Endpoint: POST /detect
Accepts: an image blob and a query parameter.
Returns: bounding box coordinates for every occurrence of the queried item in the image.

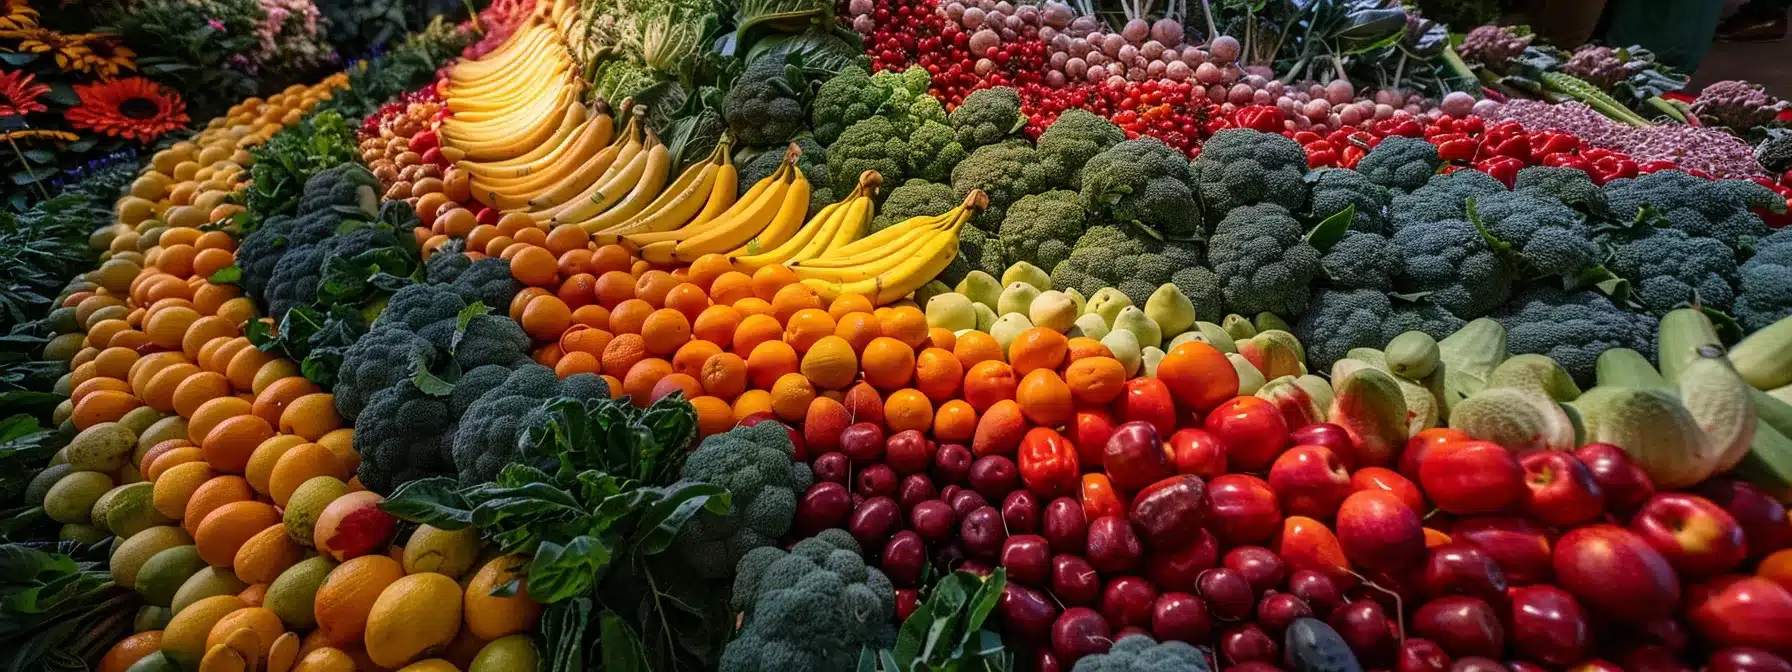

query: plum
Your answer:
[795,481,852,536]
[1086,516,1143,573]
[911,500,958,543]
[849,496,903,550]
[1051,554,1103,606]
[1043,497,1088,555]
[961,505,1007,558]
[1002,490,1042,534]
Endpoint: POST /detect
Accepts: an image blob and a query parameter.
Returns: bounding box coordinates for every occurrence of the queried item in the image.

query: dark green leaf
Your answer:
[632,483,729,554]
[380,477,473,529]
[208,264,242,285]
[413,365,454,397]
[529,535,612,602]
[598,609,647,672]
[1304,204,1356,252]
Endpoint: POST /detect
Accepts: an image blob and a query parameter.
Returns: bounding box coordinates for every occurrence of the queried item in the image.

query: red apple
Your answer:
[1328,598,1399,665]
[1101,576,1157,630]
[1276,515,1351,580]
[1629,493,1747,578]
[840,422,886,462]
[1419,440,1525,515]
[1507,584,1589,666]
[1001,534,1053,586]
[1288,569,1346,618]
[1573,442,1654,517]
[1268,444,1352,519]
[1351,466,1425,514]
[1397,638,1452,672]
[1690,576,1792,657]
[1204,396,1290,472]
[1422,542,1507,605]
[1401,428,1472,481]
[1220,623,1278,664]
[885,430,936,474]
[1450,658,1513,672]
[1127,475,1207,549]
[1552,524,1681,622]
[1622,644,1691,672]
[1708,647,1792,672]
[1450,516,1554,585]
[1051,607,1112,663]
[1167,428,1227,479]
[1143,529,1217,593]
[1086,516,1143,573]
[1197,567,1255,621]
[1697,478,1792,560]
[1114,377,1177,437]
[1207,474,1283,546]
[1254,592,1311,637]
[1150,592,1210,643]
[1519,451,1605,528]
[1070,409,1117,467]
[1336,490,1426,573]
[1050,554,1102,606]
[1042,497,1088,555]
[1224,546,1287,595]
[1291,422,1358,469]
[1101,421,1173,492]
[1413,596,1504,659]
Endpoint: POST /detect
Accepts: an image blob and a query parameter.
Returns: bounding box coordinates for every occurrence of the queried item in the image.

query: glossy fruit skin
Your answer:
[1335,489,1427,573]
[1101,421,1173,492]
[1207,474,1283,546]
[1268,444,1353,519]
[1396,638,1452,672]
[1698,479,1792,560]
[1451,516,1554,586]
[1574,442,1655,516]
[1519,451,1605,528]
[1167,427,1227,479]
[1419,440,1525,515]
[1291,423,1356,469]
[1707,646,1792,672]
[1127,475,1207,550]
[1351,466,1425,514]
[1629,493,1748,578]
[1507,584,1590,666]
[1412,596,1504,659]
[1422,542,1508,606]
[1552,524,1682,623]
[1204,396,1289,472]
[1690,576,1792,657]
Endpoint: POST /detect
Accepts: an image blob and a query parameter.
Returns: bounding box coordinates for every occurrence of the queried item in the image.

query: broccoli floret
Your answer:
[1306,168,1392,235]
[449,256,523,310]
[723,53,806,148]
[951,142,1066,226]
[1389,218,1515,320]
[424,238,472,284]
[872,66,945,131]
[1050,225,1213,308]
[1607,226,1738,316]
[417,312,532,370]
[1080,138,1202,241]
[941,223,1008,287]
[905,120,968,184]
[949,87,1025,151]
[872,180,958,231]
[352,379,454,494]
[721,532,896,672]
[1295,288,1465,372]
[1206,204,1322,319]
[1035,109,1127,190]
[373,282,467,333]
[297,163,381,217]
[1355,135,1441,192]
[810,66,890,146]
[1493,285,1658,386]
[1736,229,1792,332]
[1191,129,1309,225]
[998,190,1087,271]
[1071,635,1210,672]
[1390,169,1510,231]
[1468,192,1601,280]
[674,422,814,580]
[739,138,836,219]
[1514,166,1609,218]
[1604,170,1780,250]
[1322,231,1401,291]
[264,243,325,321]
[451,365,610,484]
[333,326,436,421]
[236,210,339,303]
[827,116,910,197]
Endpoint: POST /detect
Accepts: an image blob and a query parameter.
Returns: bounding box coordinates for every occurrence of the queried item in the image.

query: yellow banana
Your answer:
[447,29,563,83]
[526,115,643,215]
[799,193,871,262]
[458,103,612,175]
[591,142,728,242]
[799,211,959,268]
[560,140,670,227]
[440,82,576,139]
[624,158,768,248]
[631,162,787,258]
[802,215,969,305]
[820,174,879,252]
[731,201,844,274]
[462,109,606,187]
[691,157,739,228]
[546,135,657,223]
[443,50,570,102]
[678,158,808,262]
[447,93,583,161]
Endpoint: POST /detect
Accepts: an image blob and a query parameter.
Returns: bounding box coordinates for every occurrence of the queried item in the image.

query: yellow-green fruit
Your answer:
[88,226,119,252]
[105,482,171,538]
[116,407,165,437]
[170,566,248,614]
[46,307,79,334]
[66,422,137,472]
[122,651,177,672]
[470,635,540,672]
[25,464,72,506]
[160,594,246,669]
[109,525,191,589]
[59,522,108,544]
[84,304,130,330]
[92,258,142,294]
[53,373,73,396]
[134,605,172,632]
[283,476,348,546]
[266,555,337,629]
[402,525,483,578]
[134,416,188,465]
[89,483,129,529]
[43,333,84,361]
[52,400,73,426]
[45,470,114,523]
[135,544,206,607]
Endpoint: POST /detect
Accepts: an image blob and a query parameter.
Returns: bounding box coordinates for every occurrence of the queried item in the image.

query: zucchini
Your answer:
[1658,308,1722,384]
[1596,347,1668,390]
[1729,315,1792,391]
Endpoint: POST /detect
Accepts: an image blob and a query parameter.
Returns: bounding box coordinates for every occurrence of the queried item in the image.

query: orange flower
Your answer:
[65,77,188,143]
[2,27,91,72]
[72,33,135,78]
[0,67,47,118]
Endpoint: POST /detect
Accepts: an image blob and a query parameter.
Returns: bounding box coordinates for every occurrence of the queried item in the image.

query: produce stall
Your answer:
[4,0,1792,670]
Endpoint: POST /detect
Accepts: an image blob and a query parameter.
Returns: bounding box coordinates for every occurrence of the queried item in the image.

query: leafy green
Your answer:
[0,541,137,672]
[245,111,362,227]
[859,569,1013,672]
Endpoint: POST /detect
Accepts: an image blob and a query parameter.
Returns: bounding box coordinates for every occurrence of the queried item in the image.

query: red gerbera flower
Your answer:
[64,77,188,143]
[0,68,48,118]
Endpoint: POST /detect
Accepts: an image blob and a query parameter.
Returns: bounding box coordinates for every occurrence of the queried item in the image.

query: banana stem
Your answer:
[855,170,884,198]
[783,142,803,166]
[961,189,989,212]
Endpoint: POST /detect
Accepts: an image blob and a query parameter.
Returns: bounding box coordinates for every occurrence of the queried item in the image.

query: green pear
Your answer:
[1194,321,1237,353]
[914,281,952,309]
[1228,353,1267,395]
[1001,262,1052,291]
[1141,346,1166,377]
[1223,314,1257,340]
[1064,287,1086,315]
[997,282,1041,317]
[926,293,978,331]
[1144,284,1196,337]
[1069,313,1110,340]
[1112,306,1163,349]
[1086,288,1132,325]
[1102,329,1143,376]
[973,303,998,331]
[990,313,1034,356]
[1029,291,1078,332]
[1254,312,1293,333]
[955,271,1002,309]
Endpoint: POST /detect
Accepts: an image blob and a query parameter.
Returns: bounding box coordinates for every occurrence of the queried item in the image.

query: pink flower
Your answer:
[207,19,226,31]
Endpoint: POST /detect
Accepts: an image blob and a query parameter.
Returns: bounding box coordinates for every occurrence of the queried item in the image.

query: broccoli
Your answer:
[1305,168,1392,235]
[739,137,836,219]
[1322,231,1401,292]
[1389,169,1509,231]
[721,530,897,672]
[236,209,340,303]
[351,364,511,494]
[904,120,968,184]
[872,179,958,231]
[1050,225,1217,308]
[1389,217,1515,320]
[424,238,472,284]
[1190,129,1309,225]
[1354,135,1442,192]
[1514,166,1609,219]
[1080,138,1203,241]
[821,69,963,196]
[950,142,1066,226]
[1206,204,1322,318]
[1071,635,1210,672]
[940,223,1008,287]
[451,365,611,484]
[1736,229,1792,332]
[998,190,1087,271]
[872,66,946,131]
[948,87,1026,151]
[1493,285,1658,386]
[810,66,890,146]
[333,326,437,421]
[1758,130,1792,174]
[1467,192,1601,281]
[1603,171,1780,250]
[827,116,911,197]
[372,282,468,333]
[419,312,533,370]
[1295,288,1465,372]
[673,421,814,580]
[264,225,397,321]
[1035,109,1127,190]
[723,53,806,149]
[1606,226,1738,316]
[296,163,381,217]
[448,256,523,310]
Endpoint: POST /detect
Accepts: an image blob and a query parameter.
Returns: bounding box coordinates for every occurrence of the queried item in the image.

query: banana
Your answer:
[443,50,571,103]
[527,114,643,215]
[447,28,563,81]
[591,142,729,242]
[816,205,958,261]
[447,91,584,162]
[801,211,972,305]
[671,148,808,263]
[791,191,986,282]
[794,216,957,269]
[561,139,671,228]
[462,106,607,184]
[799,192,872,261]
[467,114,620,208]
[633,163,789,261]
[691,155,739,228]
[440,82,576,139]
[546,133,658,223]
[623,158,769,248]
[819,177,877,253]
[730,171,880,273]
[455,104,607,177]
[714,170,810,259]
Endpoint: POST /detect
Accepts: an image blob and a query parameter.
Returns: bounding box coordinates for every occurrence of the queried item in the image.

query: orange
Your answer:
[138,438,189,474]
[316,429,356,470]
[72,390,142,430]
[71,377,132,407]
[827,294,874,320]
[513,227,548,249]
[188,397,252,444]
[933,400,978,443]
[690,396,734,437]
[1016,369,1074,427]
[640,309,691,355]
[463,556,542,640]
[682,254,730,292]
[570,304,610,331]
[268,443,348,507]
[193,283,243,317]
[507,287,550,323]
[691,305,741,346]
[205,607,284,659]
[633,270,678,308]
[146,446,203,482]
[158,244,198,278]
[152,460,216,519]
[588,245,634,276]
[183,475,254,535]
[508,246,558,287]
[545,225,589,256]
[671,340,723,379]
[1760,549,1792,593]
[314,554,406,645]
[750,265,796,302]
[769,373,815,422]
[962,360,1018,413]
[621,358,674,407]
[878,306,929,349]
[954,331,1005,370]
[833,312,882,353]
[520,295,572,342]
[180,316,237,360]
[709,271,754,305]
[746,341,800,390]
[292,645,356,672]
[650,373,702,402]
[1065,357,1127,406]
[280,393,341,441]
[215,297,257,327]
[225,346,275,392]
[859,337,916,391]
[927,327,956,351]
[884,389,934,433]
[235,522,303,583]
[734,297,774,318]
[914,348,965,402]
[557,273,597,309]
[252,377,320,426]
[800,336,858,391]
[203,414,276,472]
[598,269,643,309]
[554,351,600,378]
[97,630,162,672]
[607,298,653,335]
[172,371,232,418]
[732,314,784,356]
[245,434,307,497]
[770,284,822,324]
[482,235,514,257]
[496,212,535,236]
[732,389,773,421]
[1008,328,1069,376]
[195,230,236,252]
[698,352,748,399]
[363,573,464,669]
[663,283,710,322]
[560,325,613,357]
[145,306,201,349]
[192,248,234,279]
[194,500,281,567]
[87,320,130,351]
[783,308,836,353]
[93,347,140,381]
[557,249,594,280]
[1156,342,1239,413]
[142,362,202,412]
[1065,337,1114,363]
[600,334,647,379]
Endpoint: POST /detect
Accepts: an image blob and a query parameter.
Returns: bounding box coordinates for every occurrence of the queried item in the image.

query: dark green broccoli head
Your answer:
[948,86,1025,151]
[827,116,909,197]
[1295,288,1464,372]
[1514,166,1609,219]
[1493,285,1657,386]
[1070,635,1210,672]
[415,312,532,370]
[237,210,340,302]
[1306,168,1392,235]
[740,137,835,219]
[1322,230,1401,292]
[905,120,968,184]
[723,53,807,149]
[352,379,455,494]
[1191,129,1309,226]
[334,326,436,421]
[1035,109,1126,189]
[809,66,889,146]
[424,239,472,284]
[999,190,1087,272]
[265,243,325,321]
[1758,131,1792,173]
[951,142,1066,227]
[1606,226,1738,316]
[1604,171,1780,251]
[1080,137,1202,241]
[1737,229,1792,332]
[872,179,957,231]
[1390,169,1510,231]
[373,283,467,333]
[1206,204,1322,319]
[1468,192,1601,281]
[674,421,813,580]
[940,222,1008,287]
[451,365,611,484]
[1389,217,1515,320]
[298,163,381,217]
[722,530,895,672]
[449,256,523,310]
[1354,135,1442,192]
[1050,225,1210,307]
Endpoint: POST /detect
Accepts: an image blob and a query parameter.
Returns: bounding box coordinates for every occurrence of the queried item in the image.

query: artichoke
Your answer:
[1458,25,1533,72]
[1691,80,1789,131]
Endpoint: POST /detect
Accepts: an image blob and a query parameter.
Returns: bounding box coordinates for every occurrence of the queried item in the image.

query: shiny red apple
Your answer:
[1268,444,1352,519]
[1422,542,1507,605]
[1204,396,1290,473]
[1519,451,1605,528]
[1350,466,1425,514]
[1101,421,1173,492]
[1573,442,1654,517]
[1507,584,1589,666]
[1697,478,1792,560]
[1690,576,1792,657]
[1450,516,1554,585]
[1413,596,1504,659]
[1290,422,1357,469]
[1335,490,1426,573]
[1552,524,1681,623]
[1207,474,1283,546]
[1276,515,1351,580]
[1419,440,1525,515]
[1629,493,1747,578]
[1167,427,1227,479]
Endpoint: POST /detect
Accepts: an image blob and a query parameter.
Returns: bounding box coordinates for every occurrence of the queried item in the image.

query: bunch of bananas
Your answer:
[791,190,988,304]
[436,3,582,164]
[590,139,737,243]
[730,171,882,274]
[628,145,813,265]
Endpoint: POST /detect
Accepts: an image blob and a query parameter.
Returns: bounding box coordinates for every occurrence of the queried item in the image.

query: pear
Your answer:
[997,282,1041,317]
[1112,306,1163,350]
[914,281,952,309]
[1223,314,1257,340]
[1144,284,1196,337]
[1063,287,1086,315]
[1193,321,1237,353]
[1141,346,1166,378]
[1029,291,1078,332]
[1254,311,1293,333]
[1102,329,1143,376]
[1086,288,1132,326]
[926,293,978,332]
[973,303,998,331]
[1069,313,1110,340]
[1001,262,1052,291]
[1228,353,1267,395]
[990,313,1034,356]
[956,271,1002,309]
